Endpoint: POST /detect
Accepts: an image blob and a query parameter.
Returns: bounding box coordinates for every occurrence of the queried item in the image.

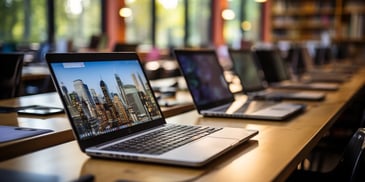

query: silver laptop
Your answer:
[228,49,325,101]
[254,48,339,91]
[174,49,306,121]
[46,52,258,167]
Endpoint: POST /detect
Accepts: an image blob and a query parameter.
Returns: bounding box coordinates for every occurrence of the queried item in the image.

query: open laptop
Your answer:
[46,52,259,167]
[300,46,353,82]
[254,48,339,91]
[174,49,306,121]
[228,49,325,101]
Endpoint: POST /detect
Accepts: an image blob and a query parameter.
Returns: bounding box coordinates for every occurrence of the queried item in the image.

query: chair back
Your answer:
[335,128,365,182]
[0,53,24,99]
[112,43,138,52]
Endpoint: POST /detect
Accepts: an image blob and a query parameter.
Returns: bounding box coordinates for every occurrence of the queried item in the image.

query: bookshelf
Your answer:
[271,0,365,44]
[337,0,365,42]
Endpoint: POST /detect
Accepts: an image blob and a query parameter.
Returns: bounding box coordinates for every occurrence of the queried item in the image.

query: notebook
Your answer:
[0,125,53,143]
[46,52,258,167]
[174,49,306,121]
[228,49,325,101]
[254,49,339,91]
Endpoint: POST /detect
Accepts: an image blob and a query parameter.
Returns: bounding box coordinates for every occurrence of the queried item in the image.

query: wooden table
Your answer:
[0,92,72,161]
[0,103,351,182]
[0,68,364,181]
[0,92,194,161]
[21,64,50,81]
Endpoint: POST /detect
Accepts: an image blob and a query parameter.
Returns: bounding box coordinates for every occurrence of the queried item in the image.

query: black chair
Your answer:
[306,86,365,172]
[88,34,101,50]
[33,42,51,63]
[112,43,138,52]
[287,128,365,182]
[1,42,16,53]
[0,53,24,99]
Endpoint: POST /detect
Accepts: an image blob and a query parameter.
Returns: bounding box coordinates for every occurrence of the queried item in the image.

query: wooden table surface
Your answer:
[0,91,194,161]
[0,67,364,181]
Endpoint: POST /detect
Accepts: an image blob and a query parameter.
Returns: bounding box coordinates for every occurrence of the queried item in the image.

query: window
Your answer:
[0,0,47,44]
[55,0,101,48]
[187,0,212,47]
[224,0,262,47]
[124,0,152,45]
[124,0,212,48]
[156,0,184,48]
[2,1,257,51]
[241,1,261,41]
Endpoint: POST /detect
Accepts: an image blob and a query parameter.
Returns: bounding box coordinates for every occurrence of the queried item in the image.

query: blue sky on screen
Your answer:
[51,60,146,95]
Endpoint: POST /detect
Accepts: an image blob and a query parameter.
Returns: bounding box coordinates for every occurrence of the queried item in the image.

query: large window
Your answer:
[224,0,262,47]
[55,0,102,48]
[0,0,47,44]
[123,0,212,49]
[1,0,264,52]
[0,0,101,51]
[187,0,211,47]
[124,0,152,45]
[156,0,184,48]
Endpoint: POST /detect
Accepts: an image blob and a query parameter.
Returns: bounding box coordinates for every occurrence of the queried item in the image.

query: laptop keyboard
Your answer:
[103,124,222,155]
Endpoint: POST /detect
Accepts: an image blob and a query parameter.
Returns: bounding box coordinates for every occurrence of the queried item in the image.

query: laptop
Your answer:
[174,49,306,121]
[228,49,325,101]
[300,46,353,82]
[254,48,339,91]
[46,52,258,167]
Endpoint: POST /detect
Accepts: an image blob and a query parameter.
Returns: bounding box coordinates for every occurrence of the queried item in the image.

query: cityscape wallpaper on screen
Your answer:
[51,60,162,140]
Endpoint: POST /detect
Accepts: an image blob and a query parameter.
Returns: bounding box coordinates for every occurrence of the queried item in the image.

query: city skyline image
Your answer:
[50,60,162,140]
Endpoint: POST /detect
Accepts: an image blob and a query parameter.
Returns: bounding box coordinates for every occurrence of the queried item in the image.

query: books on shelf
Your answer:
[271,0,365,42]
[349,14,364,39]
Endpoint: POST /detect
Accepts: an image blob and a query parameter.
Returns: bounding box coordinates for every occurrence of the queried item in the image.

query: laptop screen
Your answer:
[48,56,163,141]
[255,49,291,83]
[229,50,266,92]
[175,50,234,110]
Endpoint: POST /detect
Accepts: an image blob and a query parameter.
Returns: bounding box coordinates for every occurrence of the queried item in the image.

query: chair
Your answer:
[88,34,101,50]
[313,46,332,66]
[112,43,138,52]
[87,34,108,51]
[1,42,16,53]
[33,42,51,63]
[287,128,365,182]
[306,86,365,172]
[0,53,24,99]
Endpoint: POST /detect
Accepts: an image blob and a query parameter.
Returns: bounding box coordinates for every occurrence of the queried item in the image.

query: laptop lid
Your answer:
[287,46,307,76]
[0,53,24,99]
[228,49,267,92]
[46,53,165,151]
[174,49,235,113]
[254,49,291,83]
